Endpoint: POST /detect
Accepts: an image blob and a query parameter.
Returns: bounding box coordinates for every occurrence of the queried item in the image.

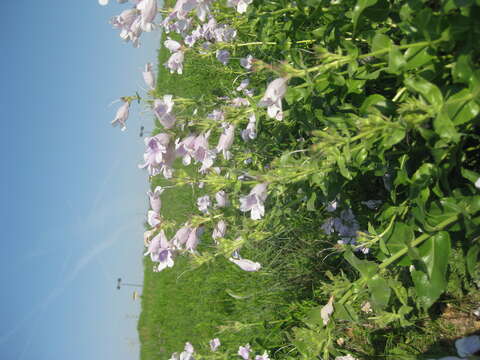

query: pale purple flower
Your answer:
[111,101,130,131]
[197,195,211,214]
[361,200,382,209]
[255,352,270,360]
[144,230,168,259]
[147,186,164,213]
[230,258,261,272]
[186,227,201,251]
[212,220,227,241]
[456,335,480,357]
[213,25,237,42]
[165,51,185,75]
[184,342,195,354]
[216,123,235,160]
[238,344,252,359]
[143,229,155,245]
[227,0,253,13]
[321,218,335,235]
[172,225,193,248]
[139,134,175,178]
[194,0,212,22]
[143,62,156,90]
[236,79,250,92]
[215,190,229,208]
[216,50,230,65]
[259,78,288,120]
[207,109,225,122]
[326,200,338,212]
[240,54,254,70]
[209,338,221,352]
[176,132,216,172]
[138,0,157,32]
[179,341,195,360]
[239,183,268,220]
[231,97,249,107]
[241,113,257,141]
[153,95,176,129]
[164,38,182,52]
[147,210,161,228]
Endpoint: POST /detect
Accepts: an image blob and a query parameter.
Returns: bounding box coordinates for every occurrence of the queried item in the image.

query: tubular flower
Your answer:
[197,195,211,214]
[138,0,157,32]
[227,0,253,13]
[238,344,252,359]
[147,210,161,228]
[214,190,229,208]
[165,51,185,75]
[239,183,268,220]
[240,54,254,70]
[172,225,193,248]
[209,338,221,352]
[143,62,156,90]
[216,50,230,65]
[111,101,130,131]
[216,123,235,160]
[259,78,288,120]
[185,227,202,251]
[153,95,176,129]
[139,134,175,178]
[212,220,227,241]
[164,38,182,52]
[147,186,164,213]
[241,113,257,142]
[230,258,261,272]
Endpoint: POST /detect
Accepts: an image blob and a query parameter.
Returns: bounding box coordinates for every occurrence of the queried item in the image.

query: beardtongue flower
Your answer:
[255,352,270,360]
[231,97,249,107]
[147,210,161,227]
[185,227,201,251]
[153,95,176,129]
[172,225,192,248]
[230,258,262,272]
[144,230,169,259]
[209,338,221,352]
[216,123,235,160]
[240,54,254,70]
[111,101,130,131]
[215,190,229,208]
[147,186,164,213]
[239,183,269,220]
[143,62,156,90]
[238,344,252,359]
[164,38,182,52]
[216,50,230,65]
[241,113,257,142]
[165,51,185,75]
[197,195,211,214]
[212,220,227,241]
[259,78,288,120]
[227,0,253,13]
[236,79,250,92]
[138,0,157,32]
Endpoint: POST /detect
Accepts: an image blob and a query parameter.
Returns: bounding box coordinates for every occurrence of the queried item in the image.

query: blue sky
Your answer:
[0,1,163,359]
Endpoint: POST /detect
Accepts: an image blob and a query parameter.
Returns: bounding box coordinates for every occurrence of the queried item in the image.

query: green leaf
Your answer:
[352,0,378,33]
[404,77,444,112]
[461,168,480,184]
[452,54,474,85]
[367,275,391,310]
[466,244,480,279]
[387,45,406,74]
[444,89,479,126]
[404,46,434,70]
[383,125,406,149]
[384,222,414,264]
[344,249,377,279]
[371,33,392,57]
[412,231,451,310]
[434,111,460,143]
[307,192,317,211]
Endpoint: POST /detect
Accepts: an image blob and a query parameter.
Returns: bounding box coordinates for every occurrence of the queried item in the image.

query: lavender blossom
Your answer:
[186,227,201,251]
[143,62,156,90]
[240,55,254,70]
[227,0,253,13]
[259,78,288,120]
[147,186,164,213]
[147,210,161,228]
[238,344,252,359]
[139,134,175,178]
[216,50,230,65]
[164,38,182,52]
[153,95,176,129]
[216,123,235,160]
[111,101,130,131]
[231,97,249,107]
[214,190,229,208]
[165,51,185,75]
[138,0,157,32]
[197,195,211,214]
[212,220,227,241]
[207,109,225,122]
[172,225,193,248]
[236,79,250,92]
[241,113,257,142]
[255,352,270,360]
[209,338,221,352]
[230,258,262,272]
[239,183,268,220]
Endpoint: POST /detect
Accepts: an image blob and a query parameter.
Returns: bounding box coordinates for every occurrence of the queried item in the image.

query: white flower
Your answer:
[143,62,156,90]
[239,183,268,220]
[111,101,130,131]
[475,177,480,189]
[165,51,185,75]
[164,38,182,52]
[320,296,334,325]
[212,220,227,241]
[209,338,221,352]
[197,195,211,214]
[241,113,257,142]
[240,54,254,70]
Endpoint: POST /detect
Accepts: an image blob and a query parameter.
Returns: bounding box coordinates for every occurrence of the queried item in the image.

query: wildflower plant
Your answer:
[101,0,480,358]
